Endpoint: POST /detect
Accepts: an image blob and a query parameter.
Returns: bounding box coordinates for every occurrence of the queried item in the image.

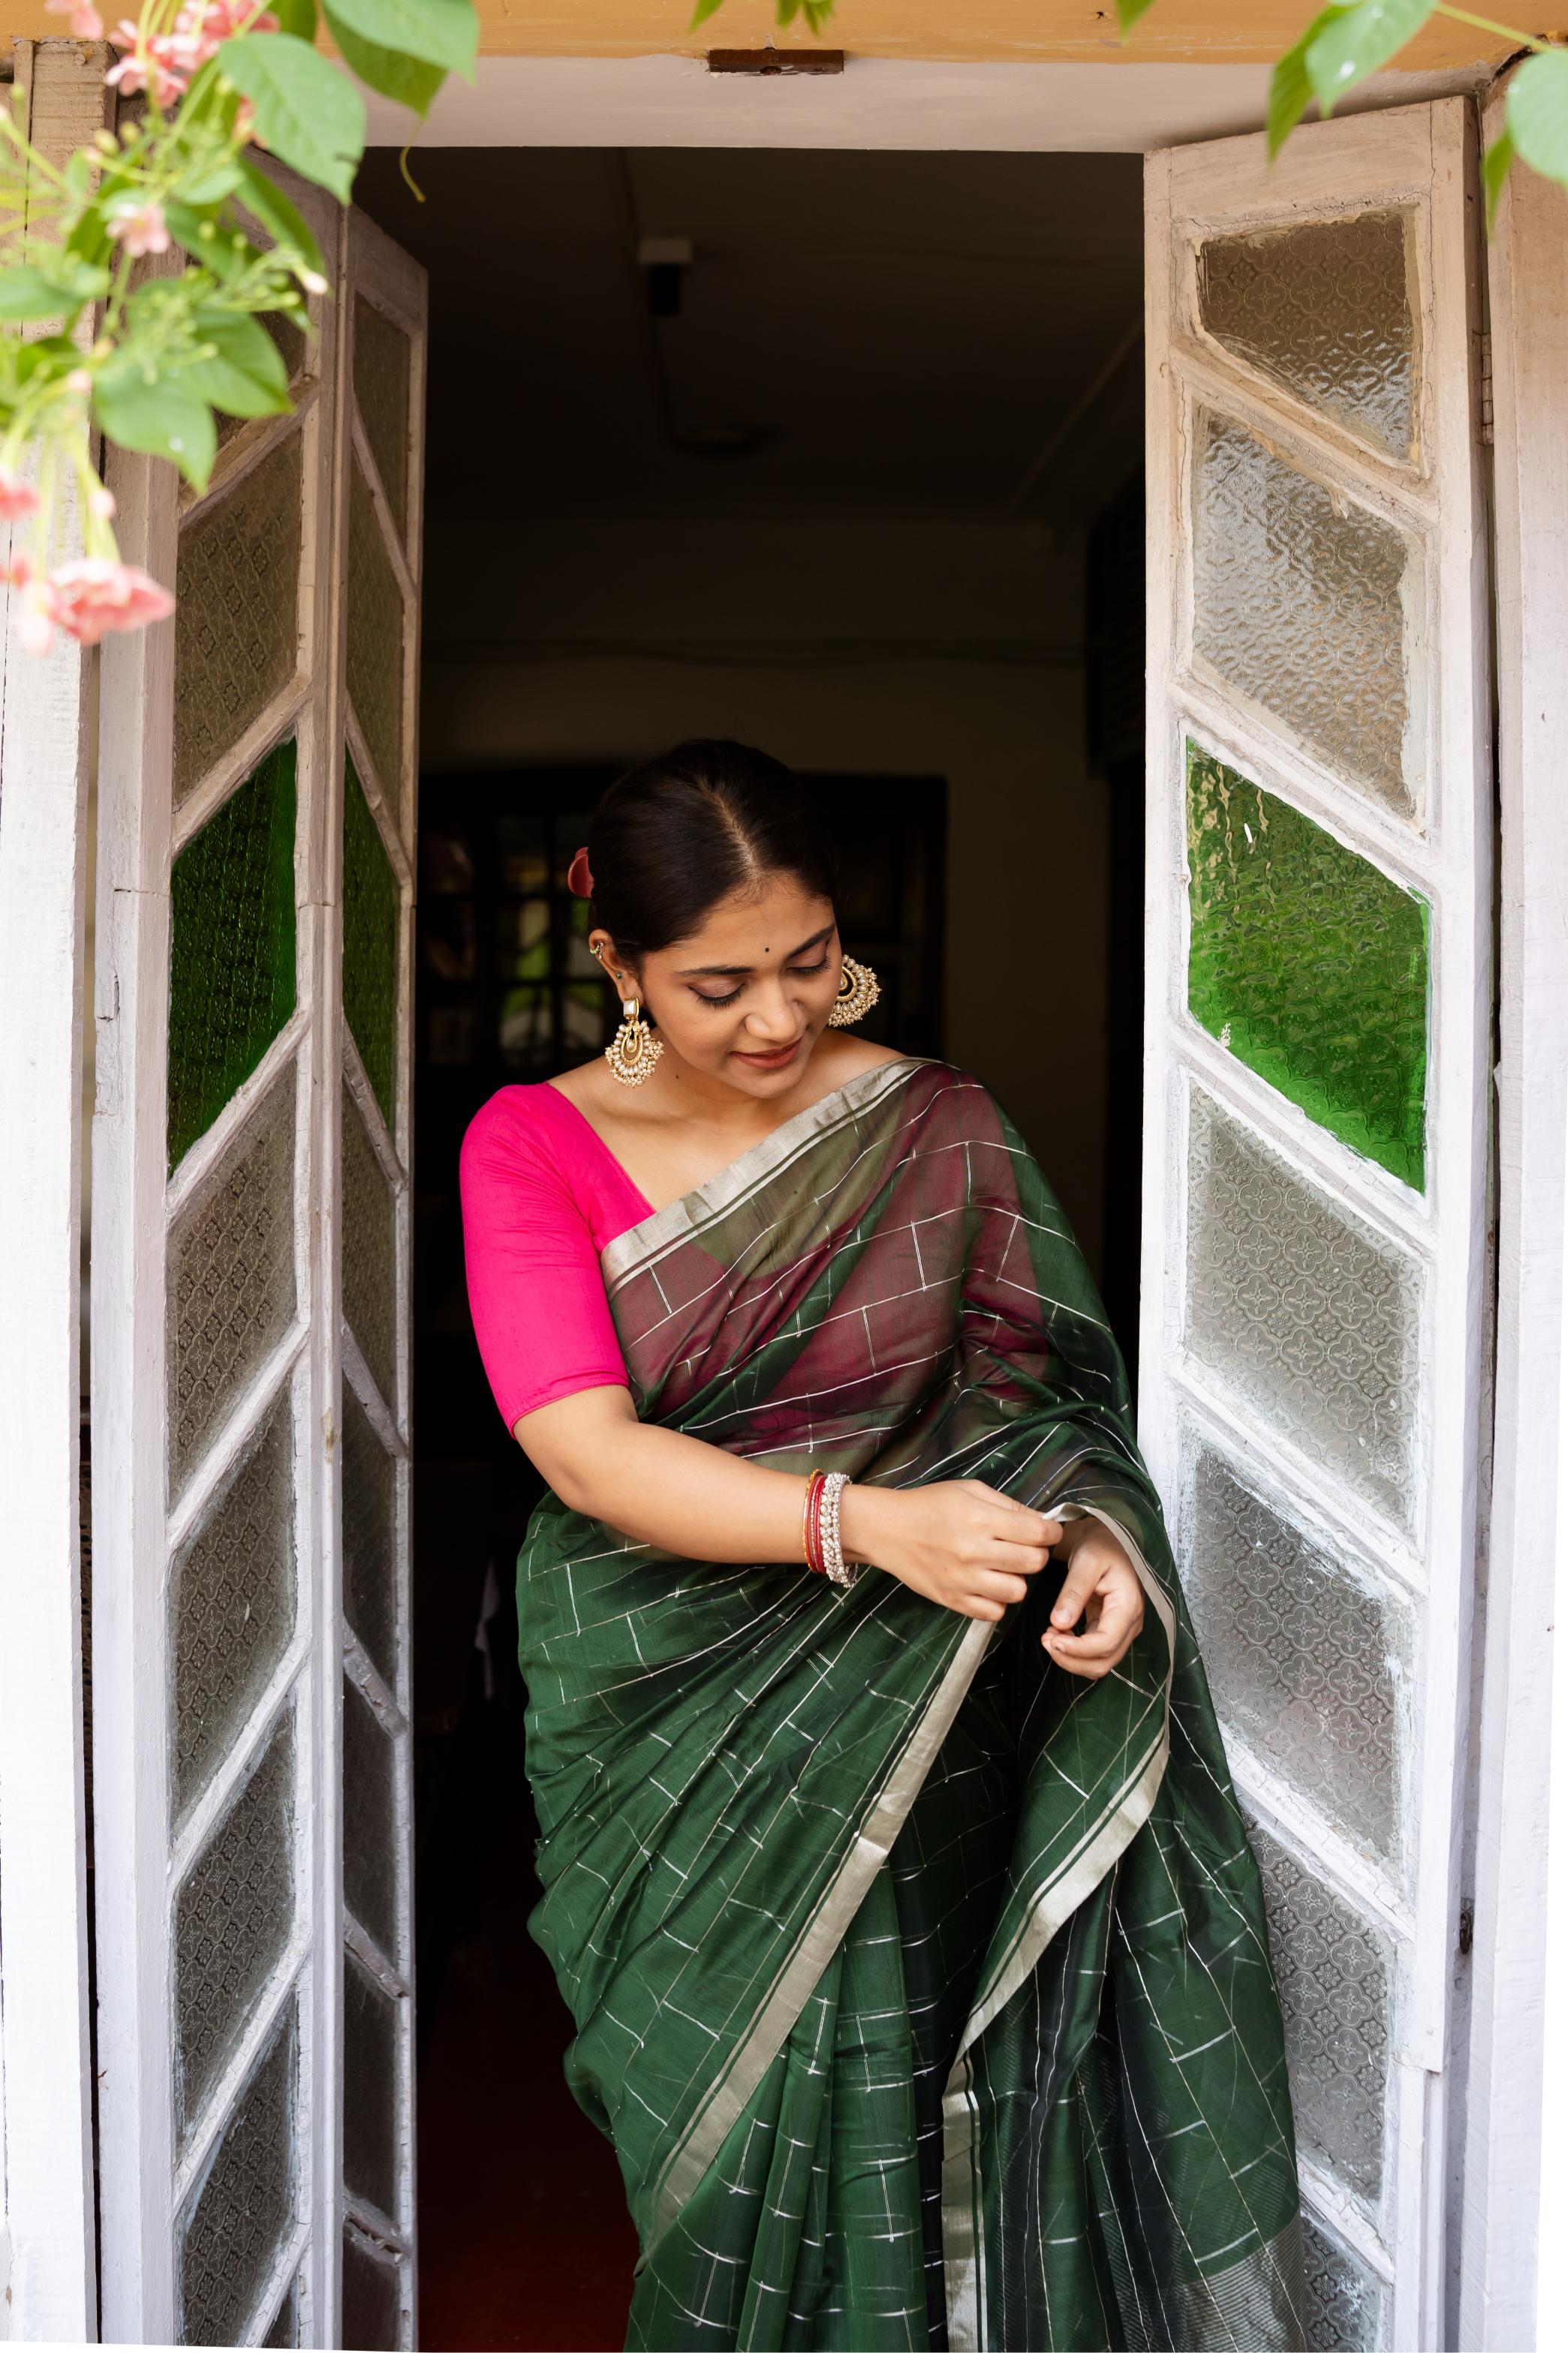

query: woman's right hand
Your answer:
[839,1481,1062,1622]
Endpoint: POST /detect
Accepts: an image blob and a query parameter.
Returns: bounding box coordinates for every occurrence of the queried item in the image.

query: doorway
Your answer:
[351,142,1145,2349]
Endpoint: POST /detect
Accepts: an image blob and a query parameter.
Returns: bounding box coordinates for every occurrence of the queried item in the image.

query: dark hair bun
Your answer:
[587,740,838,961]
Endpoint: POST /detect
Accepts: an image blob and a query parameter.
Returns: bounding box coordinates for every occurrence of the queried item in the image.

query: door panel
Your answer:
[1143,101,1489,2351]
[92,179,424,2348]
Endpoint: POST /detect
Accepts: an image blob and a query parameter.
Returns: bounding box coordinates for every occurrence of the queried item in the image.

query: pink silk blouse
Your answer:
[459,1083,653,1431]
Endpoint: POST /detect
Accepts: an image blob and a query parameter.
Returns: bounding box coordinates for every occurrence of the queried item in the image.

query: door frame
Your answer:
[2,43,1563,2345]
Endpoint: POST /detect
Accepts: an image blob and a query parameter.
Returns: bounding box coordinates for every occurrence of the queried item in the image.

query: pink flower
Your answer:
[36,558,175,647]
[107,199,170,258]
[88,484,116,520]
[47,0,105,35]
[16,603,55,656]
[106,0,276,105]
[2,550,37,589]
[0,467,40,522]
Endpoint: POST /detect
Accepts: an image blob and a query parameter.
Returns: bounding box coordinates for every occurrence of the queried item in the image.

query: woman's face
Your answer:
[591,875,844,1099]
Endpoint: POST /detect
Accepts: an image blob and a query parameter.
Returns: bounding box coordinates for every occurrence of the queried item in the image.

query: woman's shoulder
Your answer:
[461,1080,591,1174]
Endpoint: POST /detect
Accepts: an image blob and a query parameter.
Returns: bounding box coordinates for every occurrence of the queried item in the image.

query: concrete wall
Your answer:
[417,513,1114,1274]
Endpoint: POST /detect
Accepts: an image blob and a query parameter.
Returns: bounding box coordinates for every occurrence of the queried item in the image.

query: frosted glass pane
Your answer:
[342,1086,398,1418]
[1302,2210,1383,2350]
[175,1710,294,2137]
[174,430,303,804]
[343,753,401,1130]
[1184,1090,1419,1531]
[1187,743,1428,1188]
[1246,1814,1389,2204]
[344,1947,399,2221]
[354,294,411,539]
[1181,1442,1409,1872]
[1192,408,1417,818]
[168,1077,297,1501]
[167,737,297,1172]
[1197,209,1416,462]
[342,1378,397,1690]
[342,2229,400,2352]
[177,2002,297,2345]
[343,1671,398,1963]
[171,1384,296,1823]
[346,458,406,816]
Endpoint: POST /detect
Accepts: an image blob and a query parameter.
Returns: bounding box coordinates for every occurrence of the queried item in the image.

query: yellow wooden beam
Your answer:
[0,3,1513,64]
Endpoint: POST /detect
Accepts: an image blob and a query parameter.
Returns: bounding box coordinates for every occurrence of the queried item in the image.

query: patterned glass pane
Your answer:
[346,458,406,818]
[168,737,297,1171]
[344,1948,399,2221]
[343,1671,399,1963]
[342,1378,397,1691]
[260,2276,299,2348]
[216,313,309,451]
[1186,744,1428,1187]
[169,1077,297,1500]
[1191,408,1417,818]
[1181,1442,1410,1872]
[342,2228,400,2353]
[177,2000,298,2345]
[342,1086,399,1418]
[344,754,401,1130]
[1302,2210,1383,2350]
[175,1710,295,2136]
[354,294,411,539]
[1246,1814,1390,2205]
[1184,1089,1419,1531]
[171,1383,296,1822]
[1196,209,1416,462]
[174,430,303,804]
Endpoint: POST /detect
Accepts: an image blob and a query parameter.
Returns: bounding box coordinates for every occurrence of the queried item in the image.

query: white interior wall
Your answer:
[417,511,1112,1272]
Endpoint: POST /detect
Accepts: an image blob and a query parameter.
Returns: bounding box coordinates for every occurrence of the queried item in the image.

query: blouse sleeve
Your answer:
[459,1094,630,1433]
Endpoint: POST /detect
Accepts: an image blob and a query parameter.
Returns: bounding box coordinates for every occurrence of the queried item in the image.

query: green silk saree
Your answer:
[518,1059,1304,2352]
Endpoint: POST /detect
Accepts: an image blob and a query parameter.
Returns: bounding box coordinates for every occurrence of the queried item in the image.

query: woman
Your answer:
[461,741,1303,2353]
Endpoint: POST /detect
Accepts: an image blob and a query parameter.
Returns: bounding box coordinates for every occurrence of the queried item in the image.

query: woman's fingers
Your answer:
[1049,1544,1109,1631]
[1045,1562,1145,1676]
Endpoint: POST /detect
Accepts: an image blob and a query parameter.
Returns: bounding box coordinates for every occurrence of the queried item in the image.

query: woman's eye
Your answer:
[694,986,743,1008]
[789,958,830,978]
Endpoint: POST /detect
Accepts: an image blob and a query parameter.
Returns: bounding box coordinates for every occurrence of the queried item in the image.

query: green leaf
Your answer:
[216,32,365,203]
[1305,0,1436,116]
[179,158,245,203]
[1482,126,1516,230]
[0,267,74,322]
[1115,0,1157,32]
[775,0,800,23]
[1506,50,1568,194]
[233,157,327,282]
[164,200,257,276]
[272,0,318,35]
[1267,7,1343,155]
[689,0,725,25]
[800,0,833,26]
[322,7,445,115]
[93,363,217,491]
[323,0,474,74]
[183,306,293,417]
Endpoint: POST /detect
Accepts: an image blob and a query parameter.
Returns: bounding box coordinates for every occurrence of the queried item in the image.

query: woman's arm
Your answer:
[516,1385,1144,1669]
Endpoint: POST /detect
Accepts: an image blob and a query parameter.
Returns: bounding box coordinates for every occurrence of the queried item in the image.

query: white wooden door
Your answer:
[1142,102,1488,2351]
[92,182,426,2348]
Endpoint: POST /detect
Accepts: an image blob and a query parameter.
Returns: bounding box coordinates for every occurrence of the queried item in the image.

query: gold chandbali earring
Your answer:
[594,943,664,1086]
[827,954,880,1029]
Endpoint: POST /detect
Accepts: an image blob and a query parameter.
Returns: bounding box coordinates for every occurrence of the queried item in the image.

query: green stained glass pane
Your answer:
[343,756,400,1128]
[168,740,297,1170]
[1186,743,1428,1188]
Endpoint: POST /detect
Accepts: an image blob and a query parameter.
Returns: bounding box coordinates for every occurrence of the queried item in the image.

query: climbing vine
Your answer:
[0,0,474,649]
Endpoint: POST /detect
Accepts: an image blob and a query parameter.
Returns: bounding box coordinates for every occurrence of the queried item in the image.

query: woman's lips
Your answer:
[733,1035,806,1070]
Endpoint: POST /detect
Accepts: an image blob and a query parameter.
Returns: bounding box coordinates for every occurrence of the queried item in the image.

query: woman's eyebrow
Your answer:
[675,924,835,979]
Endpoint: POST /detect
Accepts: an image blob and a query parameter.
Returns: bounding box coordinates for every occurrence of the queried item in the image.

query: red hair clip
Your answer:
[566,846,594,899]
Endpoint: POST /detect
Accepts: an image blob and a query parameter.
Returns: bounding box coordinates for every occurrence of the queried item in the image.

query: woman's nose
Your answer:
[743,982,799,1041]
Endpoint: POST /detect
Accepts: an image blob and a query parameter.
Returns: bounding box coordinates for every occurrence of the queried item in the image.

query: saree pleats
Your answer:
[517,1060,1303,2351]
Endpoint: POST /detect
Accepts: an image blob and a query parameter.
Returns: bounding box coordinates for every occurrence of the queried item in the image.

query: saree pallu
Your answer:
[518,1059,1304,2352]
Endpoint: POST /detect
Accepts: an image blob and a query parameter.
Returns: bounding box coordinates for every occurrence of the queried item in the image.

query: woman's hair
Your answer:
[587,740,838,962]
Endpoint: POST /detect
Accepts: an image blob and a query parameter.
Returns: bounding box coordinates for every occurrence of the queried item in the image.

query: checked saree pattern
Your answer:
[516,1060,1304,2351]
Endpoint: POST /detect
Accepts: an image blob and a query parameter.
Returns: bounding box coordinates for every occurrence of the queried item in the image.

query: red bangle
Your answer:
[802,1471,827,1573]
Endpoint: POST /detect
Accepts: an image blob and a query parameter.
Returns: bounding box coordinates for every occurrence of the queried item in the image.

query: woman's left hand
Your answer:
[1043,1520,1145,1679]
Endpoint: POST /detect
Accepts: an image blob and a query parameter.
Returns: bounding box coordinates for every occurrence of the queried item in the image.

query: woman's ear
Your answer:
[589,929,635,993]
